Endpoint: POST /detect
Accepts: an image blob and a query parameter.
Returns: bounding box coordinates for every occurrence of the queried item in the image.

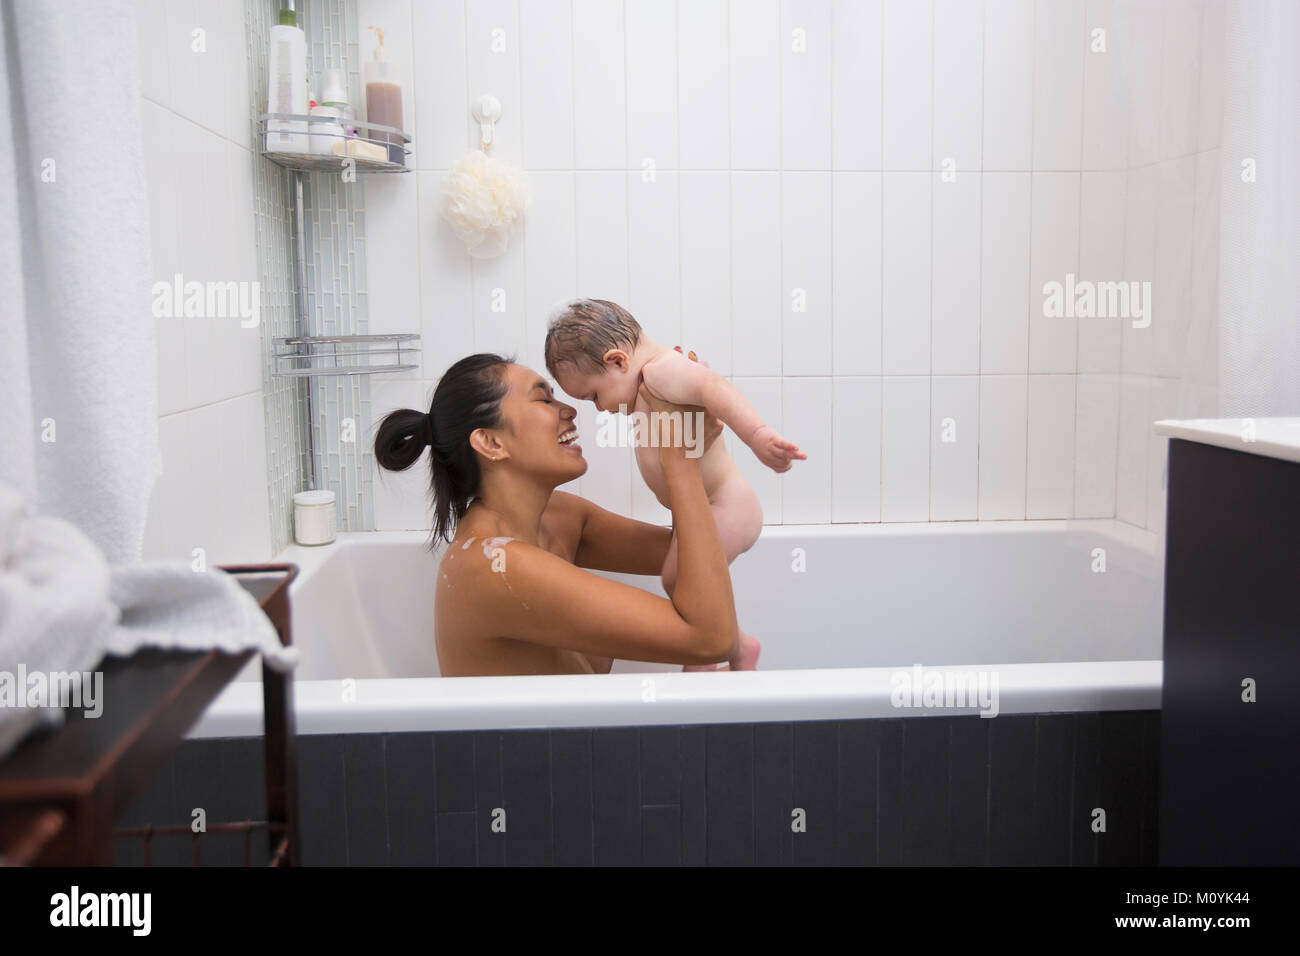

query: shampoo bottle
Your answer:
[364,26,405,165]
[266,8,308,153]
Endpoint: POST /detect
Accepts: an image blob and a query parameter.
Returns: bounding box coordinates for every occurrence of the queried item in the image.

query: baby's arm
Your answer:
[641,351,806,472]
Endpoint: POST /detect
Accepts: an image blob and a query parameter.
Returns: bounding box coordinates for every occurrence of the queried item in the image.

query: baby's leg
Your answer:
[667,477,763,671]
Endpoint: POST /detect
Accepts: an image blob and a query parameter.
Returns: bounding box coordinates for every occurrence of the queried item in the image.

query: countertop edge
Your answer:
[1154,418,1300,466]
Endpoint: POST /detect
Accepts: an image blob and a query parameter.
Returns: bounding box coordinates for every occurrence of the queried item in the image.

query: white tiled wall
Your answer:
[136,0,272,562]
[362,0,1225,533]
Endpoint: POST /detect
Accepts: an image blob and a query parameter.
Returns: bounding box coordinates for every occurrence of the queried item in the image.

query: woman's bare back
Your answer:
[434,496,602,676]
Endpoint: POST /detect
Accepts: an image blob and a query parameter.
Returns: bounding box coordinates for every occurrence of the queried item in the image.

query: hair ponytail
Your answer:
[373,353,511,545]
[373,407,431,473]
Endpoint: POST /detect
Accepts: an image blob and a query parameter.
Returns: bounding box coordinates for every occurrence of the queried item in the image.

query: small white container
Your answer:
[309,105,343,154]
[293,490,337,546]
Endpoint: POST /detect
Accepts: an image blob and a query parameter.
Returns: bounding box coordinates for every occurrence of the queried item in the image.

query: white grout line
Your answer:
[1022,0,1039,523]
[928,0,935,521]
[878,0,884,522]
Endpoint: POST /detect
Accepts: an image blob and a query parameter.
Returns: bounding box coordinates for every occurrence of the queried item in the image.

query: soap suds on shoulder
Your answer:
[481,537,528,610]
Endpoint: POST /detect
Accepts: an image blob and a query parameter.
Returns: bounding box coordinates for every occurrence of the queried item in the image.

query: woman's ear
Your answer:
[469,427,507,462]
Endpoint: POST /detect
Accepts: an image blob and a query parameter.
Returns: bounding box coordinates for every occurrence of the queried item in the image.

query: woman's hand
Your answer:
[638,380,691,465]
[673,345,703,363]
[700,408,724,455]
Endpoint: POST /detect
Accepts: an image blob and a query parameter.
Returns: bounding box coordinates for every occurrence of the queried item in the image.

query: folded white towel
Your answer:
[104,564,299,673]
[0,482,298,760]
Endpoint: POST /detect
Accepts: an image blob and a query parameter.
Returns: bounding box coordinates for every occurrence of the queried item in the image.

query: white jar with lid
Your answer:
[293,490,337,546]
[308,104,343,154]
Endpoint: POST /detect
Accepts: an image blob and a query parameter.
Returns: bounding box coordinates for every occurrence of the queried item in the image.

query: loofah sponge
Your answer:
[439,149,530,258]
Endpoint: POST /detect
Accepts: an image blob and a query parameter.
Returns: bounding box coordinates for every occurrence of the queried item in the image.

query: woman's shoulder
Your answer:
[546,488,588,516]
[441,531,521,570]
[435,534,541,651]
[438,533,528,608]
[441,527,564,576]
[439,531,589,625]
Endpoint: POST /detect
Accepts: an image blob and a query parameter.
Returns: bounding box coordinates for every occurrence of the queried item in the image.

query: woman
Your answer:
[373,353,745,676]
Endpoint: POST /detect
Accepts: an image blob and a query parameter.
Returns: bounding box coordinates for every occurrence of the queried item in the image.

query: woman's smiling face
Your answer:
[488,363,587,483]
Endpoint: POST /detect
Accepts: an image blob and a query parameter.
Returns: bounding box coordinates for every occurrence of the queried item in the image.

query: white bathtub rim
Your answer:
[190,659,1162,738]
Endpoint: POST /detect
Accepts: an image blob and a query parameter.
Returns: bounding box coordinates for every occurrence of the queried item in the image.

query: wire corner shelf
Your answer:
[273,333,421,378]
[258,112,413,174]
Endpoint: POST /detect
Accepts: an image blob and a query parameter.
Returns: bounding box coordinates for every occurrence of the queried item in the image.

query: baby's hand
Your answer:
[750,425,806,473]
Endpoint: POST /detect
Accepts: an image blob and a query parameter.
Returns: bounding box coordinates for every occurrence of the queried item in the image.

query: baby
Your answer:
[544,298,805,671]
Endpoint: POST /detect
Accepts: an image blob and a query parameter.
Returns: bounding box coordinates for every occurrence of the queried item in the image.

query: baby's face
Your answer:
[553,358,639,415]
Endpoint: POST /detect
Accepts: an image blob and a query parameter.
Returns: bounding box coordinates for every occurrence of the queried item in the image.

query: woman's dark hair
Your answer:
[374,353,511,544]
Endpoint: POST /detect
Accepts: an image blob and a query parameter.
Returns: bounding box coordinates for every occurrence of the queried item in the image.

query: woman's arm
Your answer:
[465,542,734,665]
[465,389,740,666]
[556,491,672,574]
[552,398,723,574]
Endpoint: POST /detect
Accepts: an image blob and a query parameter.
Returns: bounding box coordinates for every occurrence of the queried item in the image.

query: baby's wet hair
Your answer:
[543,298,643,377]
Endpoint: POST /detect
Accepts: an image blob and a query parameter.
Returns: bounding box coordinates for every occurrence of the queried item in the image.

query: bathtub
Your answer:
[191,519,1163,737]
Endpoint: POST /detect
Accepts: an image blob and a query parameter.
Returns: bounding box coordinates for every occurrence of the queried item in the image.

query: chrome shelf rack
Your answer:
[259,107,419,491]
[258,112,413,173]
[272,333,421,378]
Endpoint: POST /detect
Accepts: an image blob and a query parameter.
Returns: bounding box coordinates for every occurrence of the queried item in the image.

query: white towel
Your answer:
[0,482,297,760]
[0,482,114,757]
[104,564,299,674]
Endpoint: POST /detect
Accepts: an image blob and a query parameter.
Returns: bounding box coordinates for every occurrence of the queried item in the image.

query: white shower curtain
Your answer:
[0,0,160,565]
[1218,0,1300,416]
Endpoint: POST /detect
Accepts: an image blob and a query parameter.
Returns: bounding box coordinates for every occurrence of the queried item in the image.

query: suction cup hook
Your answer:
[473,94,503,152]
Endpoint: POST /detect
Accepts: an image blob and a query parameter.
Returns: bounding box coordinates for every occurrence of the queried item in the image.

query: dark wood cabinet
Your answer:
[1159,437,1300,865]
